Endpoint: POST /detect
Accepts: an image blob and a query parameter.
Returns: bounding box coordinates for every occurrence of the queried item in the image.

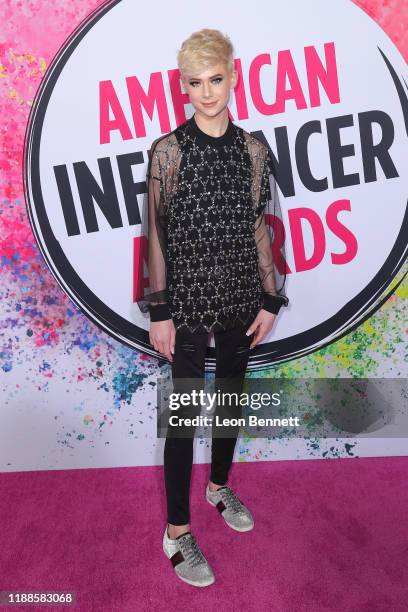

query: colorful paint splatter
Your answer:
[0,1,406,468]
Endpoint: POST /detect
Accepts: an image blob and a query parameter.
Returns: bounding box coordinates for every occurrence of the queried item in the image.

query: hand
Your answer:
[149,319,176,362]
[246,309,277,349]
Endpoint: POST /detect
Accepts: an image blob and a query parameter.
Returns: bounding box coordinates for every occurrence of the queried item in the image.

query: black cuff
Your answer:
[149,303,172,322]
[261,293,289,315]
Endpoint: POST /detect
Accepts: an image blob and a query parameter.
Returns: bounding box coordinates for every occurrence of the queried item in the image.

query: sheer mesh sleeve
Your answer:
[136,135,180,322]
[253,146,289,315]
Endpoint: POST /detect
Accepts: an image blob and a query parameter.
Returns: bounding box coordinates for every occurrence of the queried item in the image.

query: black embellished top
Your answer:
[137,113,289,334]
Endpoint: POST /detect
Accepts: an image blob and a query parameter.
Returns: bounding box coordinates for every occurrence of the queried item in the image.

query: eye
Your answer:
[188,77,223,87]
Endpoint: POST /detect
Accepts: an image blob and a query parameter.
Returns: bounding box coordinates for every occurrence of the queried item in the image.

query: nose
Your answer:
[202,81,212,98]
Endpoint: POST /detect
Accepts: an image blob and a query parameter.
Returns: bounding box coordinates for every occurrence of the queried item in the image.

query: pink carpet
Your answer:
[1,456,407,611]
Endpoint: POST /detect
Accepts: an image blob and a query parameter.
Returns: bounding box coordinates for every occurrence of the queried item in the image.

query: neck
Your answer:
[193,110,229,138]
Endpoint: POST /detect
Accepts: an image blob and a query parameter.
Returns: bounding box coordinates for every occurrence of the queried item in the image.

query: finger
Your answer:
[164,339,173,362]
[261,320,275,341]
[246,323,256,336]
[248,321,260,347]
[157,340,166,357]
[250,325,264,349]
[255,330,266,346]
[247,318,259,336]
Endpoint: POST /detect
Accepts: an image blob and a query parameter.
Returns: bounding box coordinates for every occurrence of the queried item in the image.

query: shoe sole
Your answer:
[162,541,215,587]
[206,494,255,532]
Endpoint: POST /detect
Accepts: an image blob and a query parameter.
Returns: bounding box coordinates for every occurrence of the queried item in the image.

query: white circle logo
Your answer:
[24,0,407,368]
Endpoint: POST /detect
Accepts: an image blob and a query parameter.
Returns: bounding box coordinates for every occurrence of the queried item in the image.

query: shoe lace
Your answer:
[178,534,207,568]
[219,486,244,514]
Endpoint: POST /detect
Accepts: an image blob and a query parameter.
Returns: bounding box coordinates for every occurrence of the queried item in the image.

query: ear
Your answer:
[180,73,187,90]
[230,69,238,89]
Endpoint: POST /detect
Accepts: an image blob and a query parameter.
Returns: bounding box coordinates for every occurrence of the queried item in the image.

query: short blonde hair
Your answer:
[177,28,234,78]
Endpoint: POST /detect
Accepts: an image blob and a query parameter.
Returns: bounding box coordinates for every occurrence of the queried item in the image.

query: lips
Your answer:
[202,101,217,107]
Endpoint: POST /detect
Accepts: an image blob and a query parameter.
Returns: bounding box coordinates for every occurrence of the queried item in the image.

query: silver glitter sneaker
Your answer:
[162,526,215,587]
[206,484,254,532]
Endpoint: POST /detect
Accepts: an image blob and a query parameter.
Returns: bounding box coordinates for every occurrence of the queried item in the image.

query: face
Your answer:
[182,62,237,117]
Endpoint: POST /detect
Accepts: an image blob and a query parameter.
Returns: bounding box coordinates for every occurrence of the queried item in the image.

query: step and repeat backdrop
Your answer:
[1,0,407,471]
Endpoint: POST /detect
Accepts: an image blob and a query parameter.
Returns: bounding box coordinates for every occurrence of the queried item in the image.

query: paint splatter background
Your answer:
[0,0,407,471]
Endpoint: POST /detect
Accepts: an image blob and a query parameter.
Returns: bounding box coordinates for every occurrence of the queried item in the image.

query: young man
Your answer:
[138,29,288,587]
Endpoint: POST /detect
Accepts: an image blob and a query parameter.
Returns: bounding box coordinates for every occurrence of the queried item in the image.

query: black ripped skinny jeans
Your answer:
[164,323,252,526]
